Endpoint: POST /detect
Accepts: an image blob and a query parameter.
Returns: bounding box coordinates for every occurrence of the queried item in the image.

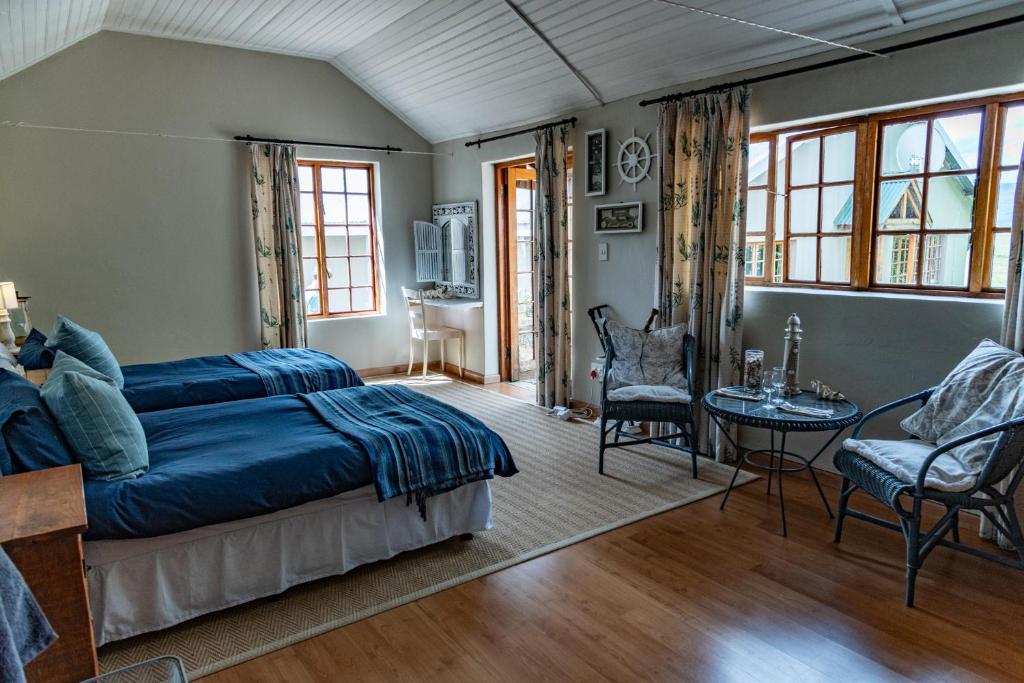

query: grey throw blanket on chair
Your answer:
[0,548,56,683]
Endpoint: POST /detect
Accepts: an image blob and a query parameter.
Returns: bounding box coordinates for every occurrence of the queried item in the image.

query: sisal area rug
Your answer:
[99,376,757,678]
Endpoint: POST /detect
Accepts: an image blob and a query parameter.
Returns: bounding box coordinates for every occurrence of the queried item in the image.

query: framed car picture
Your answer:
[594,202,643,234]
[584,129,606,196]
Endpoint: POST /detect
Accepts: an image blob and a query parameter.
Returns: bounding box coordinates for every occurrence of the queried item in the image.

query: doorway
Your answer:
[497,159,538,385]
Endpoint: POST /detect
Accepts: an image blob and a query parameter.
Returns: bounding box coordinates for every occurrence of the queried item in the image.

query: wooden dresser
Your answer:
[0,465,98,682]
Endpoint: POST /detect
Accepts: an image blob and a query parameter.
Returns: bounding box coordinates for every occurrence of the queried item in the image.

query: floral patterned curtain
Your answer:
[982,145,1024,548]
[656,87,750,461]
[248,144,307,349]
[533,124,572,408]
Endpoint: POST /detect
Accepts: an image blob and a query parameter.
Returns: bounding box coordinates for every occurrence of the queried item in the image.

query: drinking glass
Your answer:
[769,367,786,406]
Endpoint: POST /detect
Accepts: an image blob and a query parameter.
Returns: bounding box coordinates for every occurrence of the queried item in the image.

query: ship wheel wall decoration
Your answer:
[616,127,657,191]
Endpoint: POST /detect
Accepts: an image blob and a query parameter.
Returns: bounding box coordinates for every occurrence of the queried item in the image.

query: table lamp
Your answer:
[0,282,20,352]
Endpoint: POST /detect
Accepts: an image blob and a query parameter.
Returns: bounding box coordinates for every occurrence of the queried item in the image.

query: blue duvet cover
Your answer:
[83,386,516,540]
[120,348,362,412]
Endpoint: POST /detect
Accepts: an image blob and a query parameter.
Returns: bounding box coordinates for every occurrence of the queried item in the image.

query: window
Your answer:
[298,161,379,317]
[744,92,1024,296]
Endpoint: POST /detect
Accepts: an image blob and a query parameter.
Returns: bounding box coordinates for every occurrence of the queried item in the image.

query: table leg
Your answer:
[713,414,744,512]
[777,431,788,537]
[805,428,845,519]
[766,430,775,496]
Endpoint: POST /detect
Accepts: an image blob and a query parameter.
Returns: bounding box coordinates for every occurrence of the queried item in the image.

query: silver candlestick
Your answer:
[782,313,802,396]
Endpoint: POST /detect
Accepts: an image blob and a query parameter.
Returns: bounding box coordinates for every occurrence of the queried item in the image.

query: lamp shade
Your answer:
[0,282,18,310]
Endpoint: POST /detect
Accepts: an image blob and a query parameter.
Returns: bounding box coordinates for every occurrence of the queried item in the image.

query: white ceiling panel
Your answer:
[1,0,1020,142]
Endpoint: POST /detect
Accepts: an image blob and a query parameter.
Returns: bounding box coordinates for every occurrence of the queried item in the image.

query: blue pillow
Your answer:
[41,352,147,481]
[0,369,76,474]
[45,316,124,389]
[17,329,55,370]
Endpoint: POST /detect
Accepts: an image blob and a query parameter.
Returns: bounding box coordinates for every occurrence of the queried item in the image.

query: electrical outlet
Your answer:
[598,242,608,261]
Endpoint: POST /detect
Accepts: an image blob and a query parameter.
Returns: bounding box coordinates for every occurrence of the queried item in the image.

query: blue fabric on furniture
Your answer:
[0,548,57,683]
[45,316,124,388]
[121,349,363,412]
[14,330,53,371]
[0,370,74,474]
[304,385,517,517]
[41,353,147,481]
[82,386,516,540]
[229,348,364,395]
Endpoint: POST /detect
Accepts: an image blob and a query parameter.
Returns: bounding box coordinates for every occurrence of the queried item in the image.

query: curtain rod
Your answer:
[465,117,578,148]
[235,135,445,156]
[638,13,1024,107]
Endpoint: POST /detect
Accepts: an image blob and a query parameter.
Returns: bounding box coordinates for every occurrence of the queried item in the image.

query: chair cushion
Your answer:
[45,316,124,388]
[41,352,147,481]
[900,339,1024,482]
[17,329,55,370]
[604,320,688,391]
[842,437,978,492]
[607,384,692,403]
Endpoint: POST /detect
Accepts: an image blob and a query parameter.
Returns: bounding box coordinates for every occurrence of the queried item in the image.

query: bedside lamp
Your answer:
[0,282,20,352]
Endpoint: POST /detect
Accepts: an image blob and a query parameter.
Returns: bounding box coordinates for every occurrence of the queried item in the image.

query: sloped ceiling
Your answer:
[0,0,1020,142]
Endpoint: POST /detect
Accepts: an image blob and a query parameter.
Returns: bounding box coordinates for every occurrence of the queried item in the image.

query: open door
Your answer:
[502,165,538,383]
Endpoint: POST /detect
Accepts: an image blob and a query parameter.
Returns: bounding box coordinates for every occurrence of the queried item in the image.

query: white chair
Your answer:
[402,287,464,379]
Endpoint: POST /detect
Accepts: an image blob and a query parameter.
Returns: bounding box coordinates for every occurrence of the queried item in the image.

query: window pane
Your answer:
[298,166,314,191]
[350,257,372,287]
[930,112,982,172]
[351,288,373,311]
[921,233,970,288]
[748,141,770,185]
[820,236,851,283]
[991,232,1012,289]
[774,193,785,240]
[515,183,533,211]
[302,258,319,289]
[821,185,853,232]
[517,272,533,302]
[301,225,317,258]
[349,225,371,256]
[321,167,345,192]
[323,195,346,223]
[305,291,321,316]
[995,169,1019,228]
[789,137,820,186]
[772,242,783,283]
[517,210,532,238]
[877,179,922,231]
[747,189,767,232]
[324,225,347,257]
[875,234,918,285]
[347,194,370,225]
[925,174,976,230]
[300,193,316,224]
[823,131,855,182]
[1002,106,1024,167]
[744,239,765,278]
[788,236,816,280]
[789,188,818,233]
[328,289,351,313]
[345,168,369,194]
[326,258,349,287]
[881,120,927,176]
[516,240,532,268]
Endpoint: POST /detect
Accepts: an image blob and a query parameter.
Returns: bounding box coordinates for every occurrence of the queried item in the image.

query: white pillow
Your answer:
[604,320,689,391]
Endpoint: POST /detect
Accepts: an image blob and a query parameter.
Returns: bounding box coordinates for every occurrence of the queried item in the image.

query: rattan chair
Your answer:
[833,388,1024,606]
[597,329,699,478]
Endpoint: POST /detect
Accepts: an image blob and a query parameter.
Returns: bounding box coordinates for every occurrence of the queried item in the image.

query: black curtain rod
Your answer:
[465,117,578,148]
[235,134,403,154]
[639,13,1024,107]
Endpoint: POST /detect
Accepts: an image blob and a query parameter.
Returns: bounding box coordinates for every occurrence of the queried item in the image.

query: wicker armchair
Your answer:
[833,388,1024,607]
[597,329,699,478]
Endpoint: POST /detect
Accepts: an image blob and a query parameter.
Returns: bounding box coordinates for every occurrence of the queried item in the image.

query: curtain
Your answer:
[656,87,751,461]
[248,143,307,349]
[981,145,1024,548]
[533,124,572,408]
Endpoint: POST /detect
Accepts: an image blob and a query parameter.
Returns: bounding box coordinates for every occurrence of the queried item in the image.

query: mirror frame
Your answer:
[432,201,479,297]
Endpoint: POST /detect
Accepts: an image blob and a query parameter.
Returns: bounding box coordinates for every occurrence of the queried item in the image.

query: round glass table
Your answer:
[703,388,861,536]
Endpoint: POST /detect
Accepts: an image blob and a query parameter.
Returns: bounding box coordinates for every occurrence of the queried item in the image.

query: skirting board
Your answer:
[356,362,495,384]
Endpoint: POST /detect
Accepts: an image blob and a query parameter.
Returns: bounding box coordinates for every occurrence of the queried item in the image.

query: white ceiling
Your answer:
[0,0,1020,142]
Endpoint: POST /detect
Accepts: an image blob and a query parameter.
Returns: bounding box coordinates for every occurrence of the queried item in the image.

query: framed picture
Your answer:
[584,129,606,196]
[594,202,643,234]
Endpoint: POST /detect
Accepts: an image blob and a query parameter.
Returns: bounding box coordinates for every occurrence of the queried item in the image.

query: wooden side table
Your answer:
[0,465,98,683]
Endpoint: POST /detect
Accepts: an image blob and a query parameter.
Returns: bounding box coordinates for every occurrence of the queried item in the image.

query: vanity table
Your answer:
[423,298,483,311]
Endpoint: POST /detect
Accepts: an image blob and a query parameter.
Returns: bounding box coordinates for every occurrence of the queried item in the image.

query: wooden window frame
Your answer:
[744,91,1024,298]
[984,101,1024,291]
[298,160,379,319]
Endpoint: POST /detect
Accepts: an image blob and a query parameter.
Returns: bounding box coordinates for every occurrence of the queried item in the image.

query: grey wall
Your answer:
[432,15,1022,455]
[0,31,433,368]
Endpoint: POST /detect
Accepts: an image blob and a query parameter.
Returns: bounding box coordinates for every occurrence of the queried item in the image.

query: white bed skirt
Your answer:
[85,481,493,646]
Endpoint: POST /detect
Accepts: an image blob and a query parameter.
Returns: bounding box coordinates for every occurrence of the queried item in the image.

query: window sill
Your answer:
[746,285,1004,305]
[308,311,386,323]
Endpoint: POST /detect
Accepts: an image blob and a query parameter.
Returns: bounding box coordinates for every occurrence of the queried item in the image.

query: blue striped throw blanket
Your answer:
[230,348,363,395]
[303,385,517,518]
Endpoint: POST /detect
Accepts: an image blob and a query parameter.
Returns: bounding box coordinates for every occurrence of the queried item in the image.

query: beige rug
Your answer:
[99,376,757,678]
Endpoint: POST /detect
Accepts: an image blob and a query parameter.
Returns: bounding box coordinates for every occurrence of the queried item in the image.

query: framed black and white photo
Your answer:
[594,202,643,234]
[584,129,606,196]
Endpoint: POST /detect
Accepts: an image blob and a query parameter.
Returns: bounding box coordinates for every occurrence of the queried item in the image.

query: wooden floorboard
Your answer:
[201,378,1024,682]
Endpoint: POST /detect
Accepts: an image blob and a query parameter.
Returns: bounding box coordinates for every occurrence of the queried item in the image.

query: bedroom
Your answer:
[1,0,1023,681]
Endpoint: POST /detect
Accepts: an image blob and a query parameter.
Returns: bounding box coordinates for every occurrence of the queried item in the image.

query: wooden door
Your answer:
[497,164,538,382]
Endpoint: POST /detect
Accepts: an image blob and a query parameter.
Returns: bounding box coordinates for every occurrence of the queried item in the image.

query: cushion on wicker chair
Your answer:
[603,320,688,392]
[607,385,692,403]
[841,437,978,492]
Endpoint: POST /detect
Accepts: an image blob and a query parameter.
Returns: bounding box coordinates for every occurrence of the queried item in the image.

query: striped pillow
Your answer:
[41,352,148,481]
[45,316,124,389]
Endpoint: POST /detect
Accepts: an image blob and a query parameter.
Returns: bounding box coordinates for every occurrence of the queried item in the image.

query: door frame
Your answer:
[495,156,535,382]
